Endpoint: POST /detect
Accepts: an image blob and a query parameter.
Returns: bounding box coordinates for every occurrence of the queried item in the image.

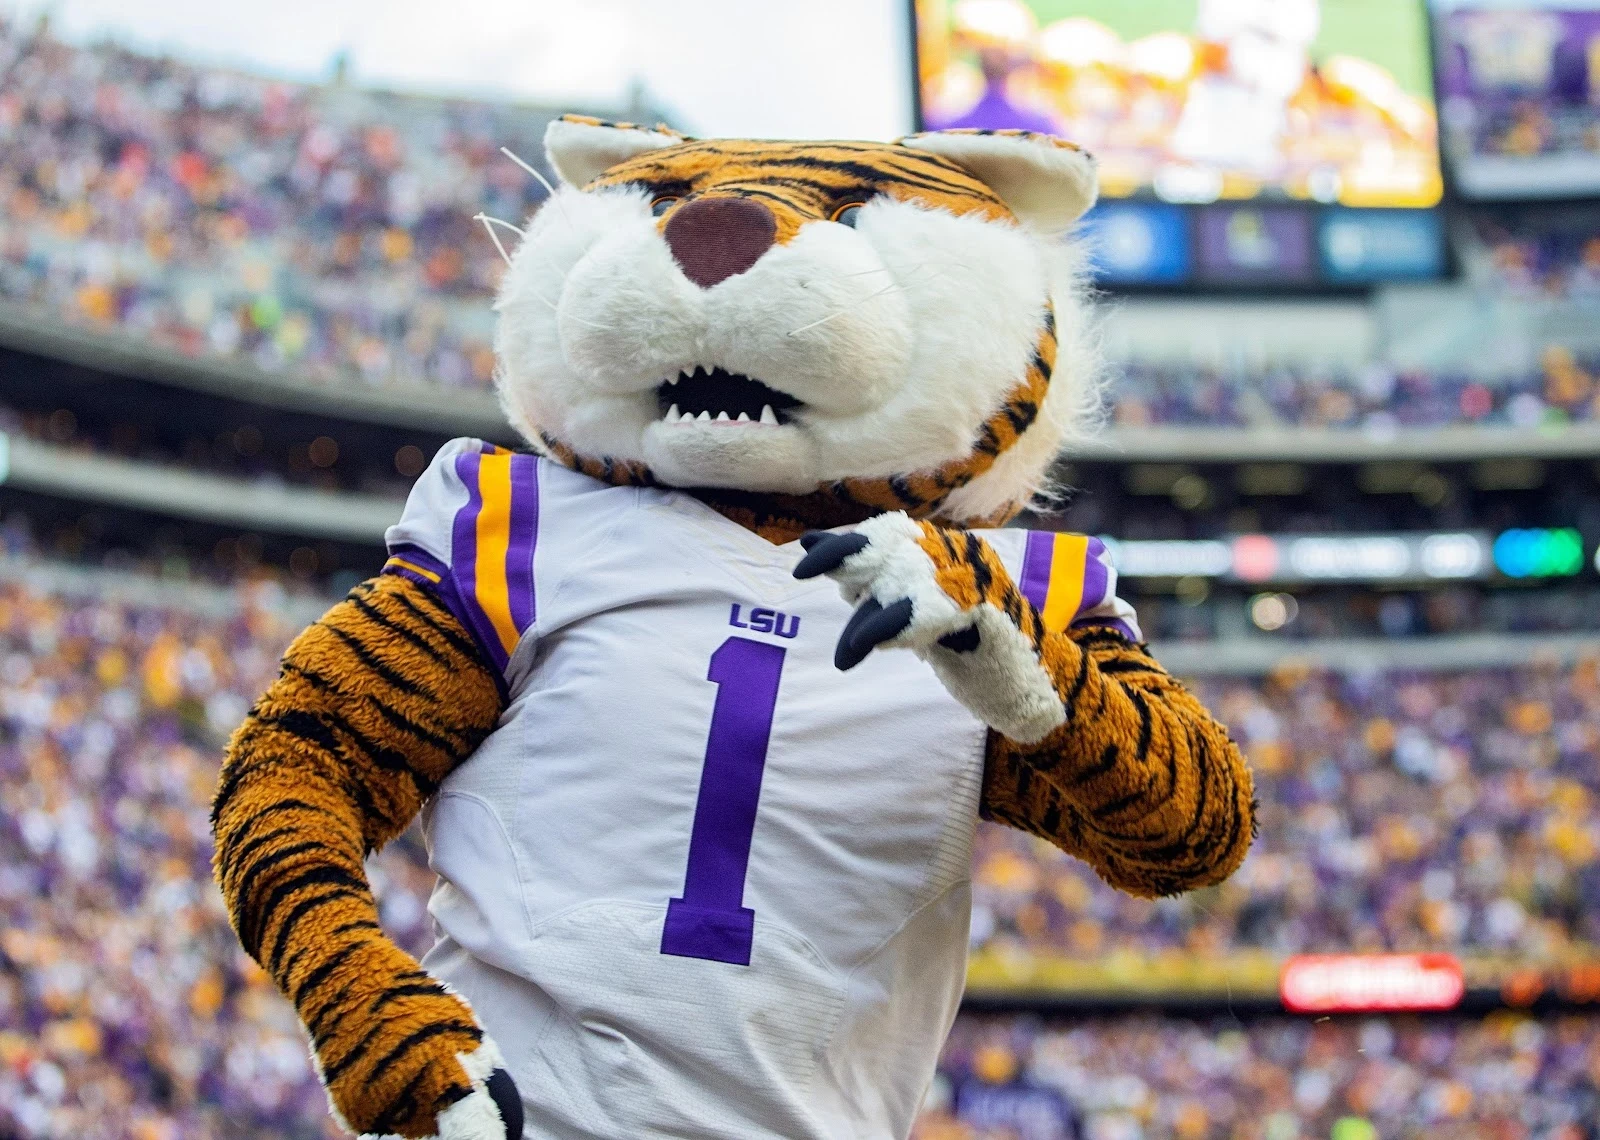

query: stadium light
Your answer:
[1493,529,1584,579]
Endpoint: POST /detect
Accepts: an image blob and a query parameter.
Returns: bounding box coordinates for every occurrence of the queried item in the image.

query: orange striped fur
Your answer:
[906,520,1257,898]
[211,575,505,1137]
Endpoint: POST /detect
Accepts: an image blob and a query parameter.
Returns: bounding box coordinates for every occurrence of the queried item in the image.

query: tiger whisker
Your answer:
[788,282,906,337]
[501,146,574,228]
[473,213,522,267]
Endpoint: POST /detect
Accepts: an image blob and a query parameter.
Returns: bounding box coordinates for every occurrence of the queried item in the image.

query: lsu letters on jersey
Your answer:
[381,439,1140,1140]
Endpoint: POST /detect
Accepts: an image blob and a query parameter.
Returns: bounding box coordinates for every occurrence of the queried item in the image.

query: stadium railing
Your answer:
[0,431,401,543]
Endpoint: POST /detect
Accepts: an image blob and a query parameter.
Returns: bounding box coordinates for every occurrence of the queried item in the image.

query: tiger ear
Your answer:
[899,129,1098,234]
[543,115,686,188]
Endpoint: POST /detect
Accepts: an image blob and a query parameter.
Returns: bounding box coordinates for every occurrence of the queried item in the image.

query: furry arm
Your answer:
[795,513,1256,899]
[211,574,522,1140]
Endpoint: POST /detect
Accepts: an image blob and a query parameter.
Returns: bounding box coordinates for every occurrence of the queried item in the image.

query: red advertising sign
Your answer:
[1281,954,1465,1014]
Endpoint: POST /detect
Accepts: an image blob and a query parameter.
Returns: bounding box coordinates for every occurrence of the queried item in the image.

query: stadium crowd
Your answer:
[0,14,551,395]
[1,535,1597,1134]
[915,1011,1600,1139]
[1109,352,1600,433]
[0,561,418,1138]
[971,661,1600,964]
[1,17,1597,441]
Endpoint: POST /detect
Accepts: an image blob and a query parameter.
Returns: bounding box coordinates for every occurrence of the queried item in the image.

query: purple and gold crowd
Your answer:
[915,1012,1600,1139]
[1110,349,1600,433]
[0,14,551,395]
[972,662,1600,965]
[2,17,1598,442]
[0,567,421,1138]
[1,549,1598,1135]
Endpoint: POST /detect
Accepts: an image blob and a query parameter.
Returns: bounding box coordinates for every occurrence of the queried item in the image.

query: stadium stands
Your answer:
[0,546,1595,1137]
[0,560,411,1139]
[2,14,1598,1140]
[918,1011,1600,1138]
[0,14,553,394]
[2,14,1595,449]
[968,663,1600,975]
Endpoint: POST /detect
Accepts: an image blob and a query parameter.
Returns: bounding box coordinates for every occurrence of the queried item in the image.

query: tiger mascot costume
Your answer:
[212,116,1255,1140]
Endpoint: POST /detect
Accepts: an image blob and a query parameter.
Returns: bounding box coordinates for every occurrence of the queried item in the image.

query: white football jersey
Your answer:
[383,439,1138,1140]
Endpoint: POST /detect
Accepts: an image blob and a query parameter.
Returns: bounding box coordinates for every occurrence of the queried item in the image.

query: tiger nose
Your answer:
[663,197,777,288]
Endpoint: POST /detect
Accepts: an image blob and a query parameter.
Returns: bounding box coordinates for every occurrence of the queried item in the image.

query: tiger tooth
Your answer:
[737,412,751,422]
[666,404,680,422]
[760,405,778,425]
[716,411,730,422]
[697,410,711,422]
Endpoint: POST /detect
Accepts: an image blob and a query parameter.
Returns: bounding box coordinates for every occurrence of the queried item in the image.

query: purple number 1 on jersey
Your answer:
[660,637,786,966]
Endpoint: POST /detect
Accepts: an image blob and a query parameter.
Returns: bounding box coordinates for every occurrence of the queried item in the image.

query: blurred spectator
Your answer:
[0,564,425,1138]
[3,539,1598,1134]
[1,17,1594,440]
[1109,357,1600,433]
[0,14,560,395]
[917,1012,1600,1139]
[971,660,1600,965]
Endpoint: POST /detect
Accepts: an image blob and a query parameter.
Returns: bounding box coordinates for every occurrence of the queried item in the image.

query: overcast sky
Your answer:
[4,0,915,139]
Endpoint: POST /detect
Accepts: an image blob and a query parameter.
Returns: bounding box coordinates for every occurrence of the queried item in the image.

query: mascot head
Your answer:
[491,114,1101,534]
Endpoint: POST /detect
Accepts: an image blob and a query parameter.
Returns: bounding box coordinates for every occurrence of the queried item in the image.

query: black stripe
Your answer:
[1062,646,1093,713]
[214,797,341,862]
[369,982,449,1014]
[267,886,365,976]
[241,861,364,960]
[364,1021,483,1088]
[367,1064,441,1136]
[349,594,457,671]
[324,623,433,701]
[1070,743,1120,788]
[308,980,359,1046]
[291,940,364,1006]
[966,534,993,600]
[1129,687,1154,763]
[230,838,335,915]
[367,695,475,764]
[388,592,490,662]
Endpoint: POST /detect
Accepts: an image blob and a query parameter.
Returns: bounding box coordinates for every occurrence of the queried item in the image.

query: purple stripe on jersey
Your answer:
[387,544,449,581]
[505,454,539,636]
[1080,537,1110,615]
[1019,531,1055,613]
[1074,616,1141,642]
[450,449,509,672]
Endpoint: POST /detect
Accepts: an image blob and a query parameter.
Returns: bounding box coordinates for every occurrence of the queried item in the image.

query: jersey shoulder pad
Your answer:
[382,437,542,671]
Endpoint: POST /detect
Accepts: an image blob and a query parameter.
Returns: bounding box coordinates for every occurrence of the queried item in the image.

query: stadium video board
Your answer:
[912,0,1448,288]
[1433,0,1600,200]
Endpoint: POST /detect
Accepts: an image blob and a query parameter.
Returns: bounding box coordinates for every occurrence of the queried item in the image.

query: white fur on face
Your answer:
[492,181,1095,514]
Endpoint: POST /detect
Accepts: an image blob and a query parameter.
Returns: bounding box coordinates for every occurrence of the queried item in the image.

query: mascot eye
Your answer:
[651,196,680,218]
[832,202,864,228]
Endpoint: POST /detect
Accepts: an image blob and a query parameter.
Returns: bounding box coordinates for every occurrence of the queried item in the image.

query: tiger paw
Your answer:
[793,511,1065,744]
[322,1033,523,1140]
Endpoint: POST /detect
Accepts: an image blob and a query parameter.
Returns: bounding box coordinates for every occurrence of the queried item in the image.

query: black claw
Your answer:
[938,625,981,654]
[834,597,884,670]
[798,530,830,551]
[487,1068,524,1139]
[794,532,870,579]
[849,597,915,654]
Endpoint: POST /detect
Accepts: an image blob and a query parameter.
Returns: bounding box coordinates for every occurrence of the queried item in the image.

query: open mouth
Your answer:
[656,367,803,426]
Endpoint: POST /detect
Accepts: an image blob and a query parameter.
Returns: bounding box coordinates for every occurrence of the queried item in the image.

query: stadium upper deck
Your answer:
[0,15,1595,458]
